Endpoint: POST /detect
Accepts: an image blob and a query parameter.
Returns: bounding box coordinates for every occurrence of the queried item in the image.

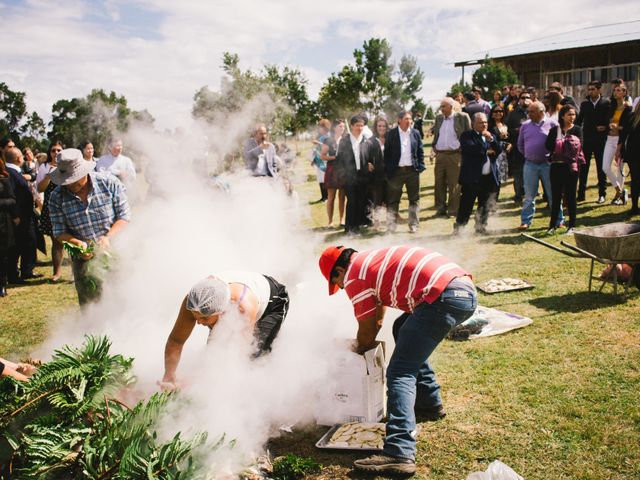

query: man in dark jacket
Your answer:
[336,115,372,234]
[384,110,425,233]
[505,92,531,203]
[454,113,502,234]
[548,82,578,109]
[4,147,39,283]
[576,80,610,202]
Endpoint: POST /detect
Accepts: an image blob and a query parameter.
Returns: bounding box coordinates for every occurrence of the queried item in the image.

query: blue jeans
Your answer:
[384,278,477,460]
[521,161,564,227]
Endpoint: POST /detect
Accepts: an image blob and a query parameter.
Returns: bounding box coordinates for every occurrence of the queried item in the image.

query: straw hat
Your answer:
[49,148,96,185]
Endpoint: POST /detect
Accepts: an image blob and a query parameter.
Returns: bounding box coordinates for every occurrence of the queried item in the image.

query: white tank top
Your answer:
[217,271,271,319]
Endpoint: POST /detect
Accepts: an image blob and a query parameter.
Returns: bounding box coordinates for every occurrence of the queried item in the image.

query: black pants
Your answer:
[318,183,328,201]
[387,167,420,229]
[508,150,525,201]
[579,140,607,199]
[252,275,289,357]
[8,217,36,281]
[0,252,8,284]
[550,163,579,229]
[628,160,640,211]
[456,175,497,229]
[370,180,387,208]
[344,182,370,233]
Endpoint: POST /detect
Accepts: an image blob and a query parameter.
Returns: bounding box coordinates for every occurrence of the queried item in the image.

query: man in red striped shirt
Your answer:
[319,245,477,475]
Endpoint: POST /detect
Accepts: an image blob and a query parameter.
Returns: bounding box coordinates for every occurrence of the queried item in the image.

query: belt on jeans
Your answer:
[398,166,415,170]
[437,149,460,153]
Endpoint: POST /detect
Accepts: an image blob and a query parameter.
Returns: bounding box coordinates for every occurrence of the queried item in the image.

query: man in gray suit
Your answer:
[432,98,471,217]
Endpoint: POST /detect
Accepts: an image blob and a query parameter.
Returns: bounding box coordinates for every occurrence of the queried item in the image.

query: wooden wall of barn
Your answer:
[498,40,640,97]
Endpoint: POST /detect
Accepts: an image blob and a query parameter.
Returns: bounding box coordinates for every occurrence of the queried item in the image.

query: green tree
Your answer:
[316,65,365,120]
[193,52,315,137]
[384,54,425,114]
[471,57,519,100]
[264,64,316,135]
[317,38,425,120]
[425,106,435,120]
[49,89,152,154]
[20,112,47,152]
[447,81,472,97]
[411,98,427,116]
[0,82,48,150]
[0,82,27,140]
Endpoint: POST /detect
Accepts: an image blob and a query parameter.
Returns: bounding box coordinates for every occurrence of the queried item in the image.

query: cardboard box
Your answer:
[315,341,386,426]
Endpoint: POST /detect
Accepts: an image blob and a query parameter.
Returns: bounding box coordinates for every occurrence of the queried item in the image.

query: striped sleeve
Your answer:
[345,279,378,321]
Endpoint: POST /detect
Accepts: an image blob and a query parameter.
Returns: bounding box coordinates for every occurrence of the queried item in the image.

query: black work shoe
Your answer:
[21,272,44,280]
[353,454,416,475]
[415,404,446,422]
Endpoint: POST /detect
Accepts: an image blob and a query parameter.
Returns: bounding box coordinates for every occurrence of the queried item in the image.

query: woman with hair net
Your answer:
[161,272,289,390]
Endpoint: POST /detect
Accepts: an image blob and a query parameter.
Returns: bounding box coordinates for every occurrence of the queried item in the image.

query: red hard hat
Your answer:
[319,246,345,295]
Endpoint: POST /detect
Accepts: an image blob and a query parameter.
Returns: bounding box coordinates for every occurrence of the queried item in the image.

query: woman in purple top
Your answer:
[545,105,584,233]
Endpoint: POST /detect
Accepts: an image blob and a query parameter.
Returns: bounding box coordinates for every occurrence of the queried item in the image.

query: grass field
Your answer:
[2,141,639,479]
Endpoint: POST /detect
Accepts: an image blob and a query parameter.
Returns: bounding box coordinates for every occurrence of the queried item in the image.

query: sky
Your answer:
[1,0,638,129]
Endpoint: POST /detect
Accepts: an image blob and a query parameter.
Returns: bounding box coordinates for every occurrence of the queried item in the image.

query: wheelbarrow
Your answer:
[522,222,640,295]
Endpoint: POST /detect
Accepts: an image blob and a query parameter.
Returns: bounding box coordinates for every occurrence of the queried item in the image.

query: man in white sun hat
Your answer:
[48,148,130,305]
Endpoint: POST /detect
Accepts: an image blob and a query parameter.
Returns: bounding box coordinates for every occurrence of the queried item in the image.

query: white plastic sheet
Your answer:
[465,306,533,339]
[466,460,524,480]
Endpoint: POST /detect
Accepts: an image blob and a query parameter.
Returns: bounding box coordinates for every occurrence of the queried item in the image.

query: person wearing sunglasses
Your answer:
[36,140,65,282]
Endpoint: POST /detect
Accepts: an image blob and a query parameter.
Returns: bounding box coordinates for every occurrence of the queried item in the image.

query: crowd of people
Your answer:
[1,78,640,478]
[309,78,639,237]
[0,137,133,300]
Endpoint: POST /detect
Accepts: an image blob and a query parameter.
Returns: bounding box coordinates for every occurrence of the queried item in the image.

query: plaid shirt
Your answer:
[49,172,131,241]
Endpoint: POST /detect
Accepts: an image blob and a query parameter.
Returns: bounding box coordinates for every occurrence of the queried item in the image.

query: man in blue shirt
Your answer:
[49,148,130,305]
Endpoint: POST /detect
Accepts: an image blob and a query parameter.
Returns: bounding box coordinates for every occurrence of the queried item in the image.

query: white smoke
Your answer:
[36,98,363,475]
[34,92,485,476]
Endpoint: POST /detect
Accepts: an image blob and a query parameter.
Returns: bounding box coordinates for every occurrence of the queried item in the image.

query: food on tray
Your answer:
[326,422,385,449]
[477,278,532,293]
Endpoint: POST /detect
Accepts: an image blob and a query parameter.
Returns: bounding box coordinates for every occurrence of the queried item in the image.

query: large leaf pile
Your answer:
[0,336,212,479]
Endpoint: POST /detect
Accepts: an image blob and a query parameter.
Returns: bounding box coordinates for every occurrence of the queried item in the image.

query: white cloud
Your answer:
[0,0,637,129]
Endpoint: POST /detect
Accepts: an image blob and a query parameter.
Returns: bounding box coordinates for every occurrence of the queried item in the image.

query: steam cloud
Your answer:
[35,95,482,476]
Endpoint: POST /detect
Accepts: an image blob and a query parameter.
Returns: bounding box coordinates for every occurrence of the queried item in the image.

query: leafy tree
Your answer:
[317,38,425,120]
[471,57,519,100]
[384,54,424,114]
[0,82,27,140]
[447,81,472,97]
[193,52,266,124]
[0,82,48,150]
[316,65,365,120]
[425,106,435,120]
[193,52,315,139]
[355,38,394,114]
[20,112,48,152]
[49,89,153,154]
[264,64,316,135]
[411,98,427,116]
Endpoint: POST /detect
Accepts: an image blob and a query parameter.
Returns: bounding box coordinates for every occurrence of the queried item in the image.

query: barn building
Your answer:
[455,20,640,99]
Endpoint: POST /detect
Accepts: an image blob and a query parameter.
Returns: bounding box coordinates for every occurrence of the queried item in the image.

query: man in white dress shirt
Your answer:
[432,98,471,217]
[96,137,136,199]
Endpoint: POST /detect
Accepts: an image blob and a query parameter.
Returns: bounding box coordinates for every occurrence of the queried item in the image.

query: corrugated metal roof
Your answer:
[459,20,640,63]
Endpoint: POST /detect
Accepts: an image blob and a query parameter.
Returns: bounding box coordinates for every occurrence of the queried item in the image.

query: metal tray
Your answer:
[477,278,534,294]
[315,423,385,451]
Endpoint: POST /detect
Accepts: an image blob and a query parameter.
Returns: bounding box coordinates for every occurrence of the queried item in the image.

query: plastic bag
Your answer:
[450,306,533,340]
[466,460,524,480]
